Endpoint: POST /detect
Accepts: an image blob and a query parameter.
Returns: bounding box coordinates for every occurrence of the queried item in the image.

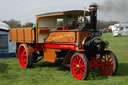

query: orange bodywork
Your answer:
[76,31,90,42]
[43,31,89,63]
[9,10,90,63]
[44,48,61,63]
[38,28,49,34]
[9,29,89,63]
[45,32,75,43]
[9,27,35,43]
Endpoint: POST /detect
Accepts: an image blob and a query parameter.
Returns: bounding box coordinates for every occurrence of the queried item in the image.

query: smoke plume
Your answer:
[98,0,128,14]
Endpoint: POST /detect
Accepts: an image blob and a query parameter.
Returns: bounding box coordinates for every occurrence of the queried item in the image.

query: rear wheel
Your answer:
[18,44,33,68]
[70,53,89,80]
[99,50,118,75]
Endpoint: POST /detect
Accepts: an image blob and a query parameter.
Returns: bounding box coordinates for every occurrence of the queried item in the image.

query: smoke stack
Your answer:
[89,4,98,32]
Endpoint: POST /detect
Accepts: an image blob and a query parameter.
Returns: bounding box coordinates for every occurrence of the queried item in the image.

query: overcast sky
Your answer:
[0,0,128,24]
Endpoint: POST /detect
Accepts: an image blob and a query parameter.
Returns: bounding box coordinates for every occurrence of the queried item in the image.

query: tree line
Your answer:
[97,20,119,29]
[3,19,119,29]
[3,19,33,28]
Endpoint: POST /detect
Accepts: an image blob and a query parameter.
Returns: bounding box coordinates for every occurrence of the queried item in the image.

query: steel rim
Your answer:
[18,45,28,68]
[71,55,86,79]
[100,53,114,75]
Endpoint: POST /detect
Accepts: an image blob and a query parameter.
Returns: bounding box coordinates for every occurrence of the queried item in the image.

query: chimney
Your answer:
[89,4,98,32]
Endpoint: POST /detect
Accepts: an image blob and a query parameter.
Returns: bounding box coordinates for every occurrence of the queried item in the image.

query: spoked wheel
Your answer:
[99,50,118,75]
[18,44,33,68]
[70,53,89,80]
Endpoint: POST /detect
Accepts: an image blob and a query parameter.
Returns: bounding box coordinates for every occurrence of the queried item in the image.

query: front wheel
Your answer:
[18,44,33,68]
[118,34,122,37]
[70,53,89,80]
[99,50,118,75]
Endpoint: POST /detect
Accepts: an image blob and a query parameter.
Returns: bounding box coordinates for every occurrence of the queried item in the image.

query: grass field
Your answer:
[0,33,128,85]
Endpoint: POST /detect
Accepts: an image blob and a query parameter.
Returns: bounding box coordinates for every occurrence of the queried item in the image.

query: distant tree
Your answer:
[97,20,119,29]
[3,19,21,28]
[22,22,33,27]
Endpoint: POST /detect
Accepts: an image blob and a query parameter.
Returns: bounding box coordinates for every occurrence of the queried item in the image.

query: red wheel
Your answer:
[70,53,89,80]
[18,44,33,68]
[99,50,118,75]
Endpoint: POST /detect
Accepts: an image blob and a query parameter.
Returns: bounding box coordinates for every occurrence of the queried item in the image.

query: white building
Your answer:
[0,22,16,58]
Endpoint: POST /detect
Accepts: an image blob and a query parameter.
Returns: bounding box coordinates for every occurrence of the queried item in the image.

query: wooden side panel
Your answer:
[45,32,75,43]
[10,29,17,42]
[32,30,35,42]
[44,48,61,63]
[76,31,90,43]
[24,28,33,43]
[17,29,24,42]
[9,28,35,43]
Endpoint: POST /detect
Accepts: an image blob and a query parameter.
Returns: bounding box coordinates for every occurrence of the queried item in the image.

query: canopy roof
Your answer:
[0,23,10,31]
[36,10,89,18]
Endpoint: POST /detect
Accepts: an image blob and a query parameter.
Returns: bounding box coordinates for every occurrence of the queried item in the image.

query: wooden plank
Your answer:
[17,29,24,42]
[11,29,17,42]
[9,28,35,43]
[24,28,32,43]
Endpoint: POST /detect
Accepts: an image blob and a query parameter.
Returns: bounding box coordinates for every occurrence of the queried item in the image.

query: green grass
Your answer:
[0,33,128,85]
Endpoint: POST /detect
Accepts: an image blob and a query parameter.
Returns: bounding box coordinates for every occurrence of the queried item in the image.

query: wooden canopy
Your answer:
[36,10,89,19]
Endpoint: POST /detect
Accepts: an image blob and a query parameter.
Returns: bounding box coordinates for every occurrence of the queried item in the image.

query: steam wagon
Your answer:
[9,4,118,80]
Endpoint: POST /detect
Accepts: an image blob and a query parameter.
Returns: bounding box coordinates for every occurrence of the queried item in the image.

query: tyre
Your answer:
[70,53,89,80]
[118,34,122,37]
[99,50,118,75]
[18,44,33,68]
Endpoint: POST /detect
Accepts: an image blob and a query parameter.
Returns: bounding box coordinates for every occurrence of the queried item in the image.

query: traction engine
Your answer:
[9,4,118,80]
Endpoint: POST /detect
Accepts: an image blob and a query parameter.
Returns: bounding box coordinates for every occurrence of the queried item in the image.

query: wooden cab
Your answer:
[36,10,90,43]
[35,10,90,63]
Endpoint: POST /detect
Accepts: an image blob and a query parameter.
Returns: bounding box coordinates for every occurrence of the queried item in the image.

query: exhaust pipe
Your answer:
[89,4,98,32]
